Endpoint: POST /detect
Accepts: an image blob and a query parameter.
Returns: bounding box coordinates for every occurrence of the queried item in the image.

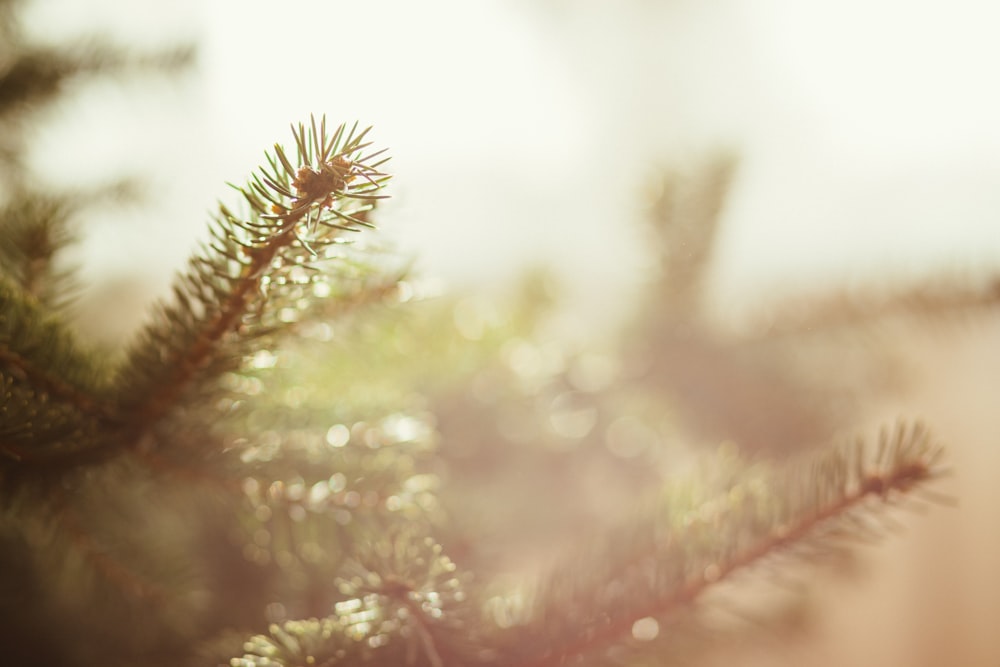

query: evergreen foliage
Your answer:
[0,3,963,666]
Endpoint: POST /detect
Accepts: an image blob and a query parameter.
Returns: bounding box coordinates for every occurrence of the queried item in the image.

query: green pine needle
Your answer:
[113,117,391,450]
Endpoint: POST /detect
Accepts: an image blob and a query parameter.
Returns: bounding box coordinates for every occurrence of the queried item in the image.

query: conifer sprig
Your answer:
[0,279,109,411]
[114,117,390,450]
[233,529,478,667]
[755,274,1000,338]
[0,277,112,463]
[0,195,77,309]
[501,422,944,667]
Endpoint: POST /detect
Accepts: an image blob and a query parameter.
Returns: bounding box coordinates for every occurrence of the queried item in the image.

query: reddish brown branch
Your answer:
[124,230,289,439]
[402,596,446,667]
[132,447,243,493]
[0,346,113,421]
[56,495,168,602]
[517,456,936,667]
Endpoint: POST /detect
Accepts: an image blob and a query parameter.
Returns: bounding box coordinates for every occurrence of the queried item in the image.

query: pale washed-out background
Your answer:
[23,0,1000,329]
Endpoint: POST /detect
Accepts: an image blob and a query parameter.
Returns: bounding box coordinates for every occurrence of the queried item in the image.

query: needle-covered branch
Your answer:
[232,528,481,667]
[497,422,944,667]
[113,117,391,451]
[0,277,113,464]
[0,194,78,310]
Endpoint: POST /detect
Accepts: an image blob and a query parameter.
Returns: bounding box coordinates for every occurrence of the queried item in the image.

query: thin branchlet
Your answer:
[0,277,114,463]
[113,117,390,448]
[754,273,1000,338]
[509,423,943,667]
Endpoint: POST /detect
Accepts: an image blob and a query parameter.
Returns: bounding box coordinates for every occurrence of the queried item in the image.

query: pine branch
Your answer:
[0,374,103,465]
[751,272,1000,338]
[0,40,194,120]
[0,35,194,177]
[230,528,479,667]
[55,493,170,601]
[500,422,944,667]
[642,157,735,315]
[0,278,110,407]
[0,276,113,463]
[113,117,390,452]
[0,180,151,332]
[0,196,66,300]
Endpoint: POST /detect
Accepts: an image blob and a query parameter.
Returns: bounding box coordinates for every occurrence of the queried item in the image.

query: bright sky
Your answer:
[23,0,1000,326]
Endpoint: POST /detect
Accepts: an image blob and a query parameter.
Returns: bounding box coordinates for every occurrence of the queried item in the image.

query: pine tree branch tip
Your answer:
[110,117,391,452]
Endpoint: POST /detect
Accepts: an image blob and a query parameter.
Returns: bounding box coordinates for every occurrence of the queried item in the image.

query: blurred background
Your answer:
[12,0,1000,665]
[25,0,1000,329]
